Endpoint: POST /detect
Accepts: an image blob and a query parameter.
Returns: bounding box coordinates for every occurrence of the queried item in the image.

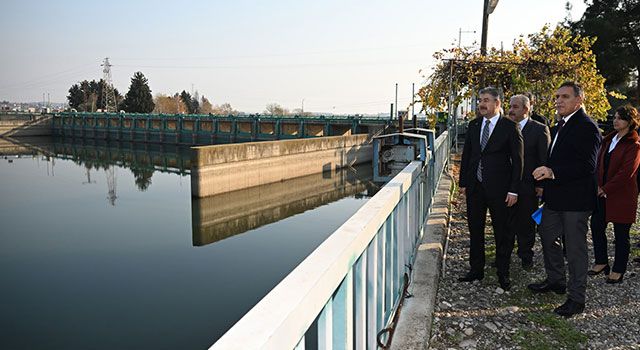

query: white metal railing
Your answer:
[210,131,450,350]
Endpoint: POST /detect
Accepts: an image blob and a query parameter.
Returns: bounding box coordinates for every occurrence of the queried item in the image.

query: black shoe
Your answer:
[527,280,566,294]
[521,259,534,270]
[498,275,511,291]
[458,271,484,282]
[587,264,610,276]
[553,299,585,318]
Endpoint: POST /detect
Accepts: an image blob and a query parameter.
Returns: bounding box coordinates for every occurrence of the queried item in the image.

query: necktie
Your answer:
[556,119,565,133]
[477,119,491,181]
[550,119,566,154]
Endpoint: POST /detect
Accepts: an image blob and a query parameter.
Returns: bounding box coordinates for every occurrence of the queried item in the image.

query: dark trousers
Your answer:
[540,208,590,304]
[466,180,514,277]
[590,198,632,274]
[510,193,537,262]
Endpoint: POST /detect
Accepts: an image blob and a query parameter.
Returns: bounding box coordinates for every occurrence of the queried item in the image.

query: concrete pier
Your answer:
[191,164,375,246]
[0,116,52,137]
[190,134,372,197]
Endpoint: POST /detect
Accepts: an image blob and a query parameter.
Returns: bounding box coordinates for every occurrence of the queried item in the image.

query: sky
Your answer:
[0,0,587,115]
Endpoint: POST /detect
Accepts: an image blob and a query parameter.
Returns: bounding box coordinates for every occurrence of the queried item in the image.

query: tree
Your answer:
[211,102,239,115]
[121,72,155,113]
[179,90,200,114]
[67,79,121,112]
[200,96,213,114]
[264,103,290,116]
[418,25,611,126]
[67,84,85,110]
[569,0,640,105]
[153,93,188,114]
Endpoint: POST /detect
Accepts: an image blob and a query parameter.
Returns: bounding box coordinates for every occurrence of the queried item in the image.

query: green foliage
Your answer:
[121,72,155,113]
[570,0,640,105]
[179,90,200,114]
[419,25,611,123]
[67,79,122,112]
[513,311,588,350]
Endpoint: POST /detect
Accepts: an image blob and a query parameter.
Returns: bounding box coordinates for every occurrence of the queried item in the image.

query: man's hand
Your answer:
[535,187,544,197]
[533,166,555,181]
[505,193,518,207]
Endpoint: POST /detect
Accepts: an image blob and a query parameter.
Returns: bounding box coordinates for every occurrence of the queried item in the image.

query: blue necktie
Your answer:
[477,119,491,181]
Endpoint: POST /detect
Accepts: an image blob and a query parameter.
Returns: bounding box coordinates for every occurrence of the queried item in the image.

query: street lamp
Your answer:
[480,0,499,55]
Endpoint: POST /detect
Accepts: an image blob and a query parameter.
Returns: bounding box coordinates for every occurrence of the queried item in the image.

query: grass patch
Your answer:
[513,311,588,350]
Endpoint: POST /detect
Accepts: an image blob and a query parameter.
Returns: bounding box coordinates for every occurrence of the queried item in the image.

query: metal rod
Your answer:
[412,83,417,129]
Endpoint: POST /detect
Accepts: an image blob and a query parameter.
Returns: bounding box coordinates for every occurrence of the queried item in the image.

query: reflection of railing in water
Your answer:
[191,164,377,247]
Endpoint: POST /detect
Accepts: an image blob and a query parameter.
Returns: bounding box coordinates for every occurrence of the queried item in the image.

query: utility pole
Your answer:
[394,83,398,120]
[480,0,499,55]
[412,83,416,129]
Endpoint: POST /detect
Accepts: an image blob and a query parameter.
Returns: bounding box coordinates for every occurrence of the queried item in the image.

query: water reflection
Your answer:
[192,165,377,246]
[0,136,377,349]
[0,136,191,194]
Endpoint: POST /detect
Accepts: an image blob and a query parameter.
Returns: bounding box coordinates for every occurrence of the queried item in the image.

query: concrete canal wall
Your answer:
[0,116,52,137]
[191,134,373,197]
[191,165,374,246]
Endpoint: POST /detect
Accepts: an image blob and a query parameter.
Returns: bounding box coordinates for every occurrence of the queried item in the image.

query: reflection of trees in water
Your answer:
[67,153,155,192]
[131,167,153,191]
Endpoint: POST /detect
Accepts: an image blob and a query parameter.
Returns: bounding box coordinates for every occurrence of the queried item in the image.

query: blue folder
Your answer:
[531,204,544,225]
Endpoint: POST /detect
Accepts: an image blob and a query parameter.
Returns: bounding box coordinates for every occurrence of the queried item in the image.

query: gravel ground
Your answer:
[430,156,640,350]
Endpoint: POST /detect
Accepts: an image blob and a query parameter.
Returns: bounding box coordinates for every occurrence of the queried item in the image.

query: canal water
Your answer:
[0,137,377,350]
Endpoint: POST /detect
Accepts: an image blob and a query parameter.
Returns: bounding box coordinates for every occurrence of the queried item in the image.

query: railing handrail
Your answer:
[210,160,424,350]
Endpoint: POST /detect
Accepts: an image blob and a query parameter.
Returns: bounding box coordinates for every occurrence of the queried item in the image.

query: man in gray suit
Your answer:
[506,95,551,269]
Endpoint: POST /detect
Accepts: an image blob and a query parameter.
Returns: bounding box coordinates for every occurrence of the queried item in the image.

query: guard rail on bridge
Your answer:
[51,112,404,144]
[210,131,451,349]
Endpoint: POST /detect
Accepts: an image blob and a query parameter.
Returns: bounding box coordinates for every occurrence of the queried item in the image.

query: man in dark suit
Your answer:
[524,92,550,128]
[459,87,524,290]
[528,81,602,318]
[506,94,551,269]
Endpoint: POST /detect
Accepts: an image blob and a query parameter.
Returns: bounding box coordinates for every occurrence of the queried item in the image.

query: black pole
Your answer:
[390,103,394,122]
[481,0,489,56]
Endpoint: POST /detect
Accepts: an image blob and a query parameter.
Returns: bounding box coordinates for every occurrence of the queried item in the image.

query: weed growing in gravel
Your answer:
[514,311,588,350]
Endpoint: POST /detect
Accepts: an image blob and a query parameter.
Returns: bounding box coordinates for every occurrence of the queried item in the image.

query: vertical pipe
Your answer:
[394,83,398,120]
[412,83,417,129]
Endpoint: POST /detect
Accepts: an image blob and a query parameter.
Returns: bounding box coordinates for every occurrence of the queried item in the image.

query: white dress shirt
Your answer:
[480,114,500,145]
[609,134,622,153]
[550,109,579,154]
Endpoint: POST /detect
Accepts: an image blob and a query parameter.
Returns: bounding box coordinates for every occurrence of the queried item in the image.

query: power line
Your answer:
[113,44,432,62]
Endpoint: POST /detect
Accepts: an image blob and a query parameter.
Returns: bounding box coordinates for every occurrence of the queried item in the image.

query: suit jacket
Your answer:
[543,108,602,211]
[530,111,550,128]
[596,130,640,223]
[459,116,524,199]
[519,119,551,197]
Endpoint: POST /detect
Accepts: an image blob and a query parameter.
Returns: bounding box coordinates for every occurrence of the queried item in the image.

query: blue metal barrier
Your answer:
[210,131,450,350]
